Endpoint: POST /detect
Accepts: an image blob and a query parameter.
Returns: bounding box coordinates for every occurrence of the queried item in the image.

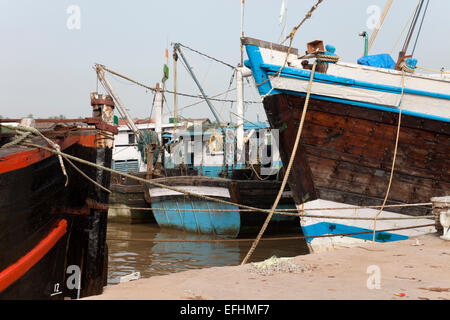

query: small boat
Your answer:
[242,1,448,250]
[147,175,299,238]
[0,93,115,299]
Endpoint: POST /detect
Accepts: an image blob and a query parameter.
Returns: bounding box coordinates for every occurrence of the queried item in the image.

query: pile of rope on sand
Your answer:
[249,256,316,276]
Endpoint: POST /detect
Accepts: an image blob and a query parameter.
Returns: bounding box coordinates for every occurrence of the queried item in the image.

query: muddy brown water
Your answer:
[106,222,310,285]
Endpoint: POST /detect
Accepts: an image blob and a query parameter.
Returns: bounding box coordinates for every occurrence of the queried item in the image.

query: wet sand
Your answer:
[87,233,449,300]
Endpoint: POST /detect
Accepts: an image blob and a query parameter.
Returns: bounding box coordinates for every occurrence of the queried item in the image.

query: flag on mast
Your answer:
[162,49,169,84]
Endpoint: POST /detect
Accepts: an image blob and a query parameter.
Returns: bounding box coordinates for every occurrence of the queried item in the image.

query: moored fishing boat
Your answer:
[147,175,299,238]
[0,93,115,299]
[242,1,449,250]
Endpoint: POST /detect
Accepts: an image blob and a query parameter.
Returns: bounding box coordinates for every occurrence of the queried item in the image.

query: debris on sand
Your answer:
[250,256,315,276]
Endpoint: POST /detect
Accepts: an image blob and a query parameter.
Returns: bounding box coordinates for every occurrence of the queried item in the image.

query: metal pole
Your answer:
[240,0,245,67]
[173,50,178,133]
[95,65,140,136]
[236,67,245,166]
[154,83,163,144]
[173,43,225,134]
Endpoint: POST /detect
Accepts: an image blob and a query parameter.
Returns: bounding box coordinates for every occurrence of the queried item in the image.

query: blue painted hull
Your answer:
[148,176,300,238]
[152,198,241,237]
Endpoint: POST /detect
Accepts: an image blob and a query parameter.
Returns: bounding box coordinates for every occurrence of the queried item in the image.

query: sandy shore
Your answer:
[86,234,449,300]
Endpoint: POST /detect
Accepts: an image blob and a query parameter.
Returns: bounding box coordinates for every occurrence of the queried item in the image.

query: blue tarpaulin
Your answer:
[357,54,396,70]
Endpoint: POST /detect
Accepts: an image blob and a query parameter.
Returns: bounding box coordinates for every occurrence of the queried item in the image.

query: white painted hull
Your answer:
[299,199,436,253]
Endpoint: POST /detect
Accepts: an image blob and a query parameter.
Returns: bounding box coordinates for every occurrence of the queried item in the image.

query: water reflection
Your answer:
[106,222,309,285]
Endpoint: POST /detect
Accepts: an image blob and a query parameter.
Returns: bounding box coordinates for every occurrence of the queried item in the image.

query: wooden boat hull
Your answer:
[262,93,445,250]
[242,37,448,250]
[147,176,300,238]
[263,93,450,214]
[0,130,112,299]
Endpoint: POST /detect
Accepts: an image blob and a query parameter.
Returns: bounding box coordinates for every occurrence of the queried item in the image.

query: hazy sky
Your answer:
[1,0,449,122]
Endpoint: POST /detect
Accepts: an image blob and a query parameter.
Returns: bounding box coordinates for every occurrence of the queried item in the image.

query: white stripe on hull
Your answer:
[270,74,450,119]
[149,186,231,199]
[257,47,450,120]
[299,199,436,253]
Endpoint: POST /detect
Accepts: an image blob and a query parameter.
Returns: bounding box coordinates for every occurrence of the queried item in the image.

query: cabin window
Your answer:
[128,133,135,145]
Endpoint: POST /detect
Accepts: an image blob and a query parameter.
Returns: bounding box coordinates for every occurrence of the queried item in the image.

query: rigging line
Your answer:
[390,0,421,56]
[149,91,156,120]
[102,64,258,105]
[219,69,237,123]
[372,70,406,242]
[100,65,157,92]
[401,0,425,54]
[162,81,258,117]
[411,0,430,56]
[241,61,318,265]
[280,0,324,45]
[161,91,174,118]
[229,111,261,129]
[106,224,435,243]
[173,54,228,124]
[173,42,236,69]
[163,89,259,104]
[171,56,228,124]
[367,0,394,53]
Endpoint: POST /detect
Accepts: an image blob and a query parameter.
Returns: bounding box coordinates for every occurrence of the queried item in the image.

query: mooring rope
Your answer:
[5,125,69,187]
[1,125,112,193]
[416,66,450,75]
[1,125,434,232]
[372,70,406,241]
[241,61,318,265]
[280,0,324,46]
[108,205,434,221]
[106,223,435,244]
[0,127,301,217]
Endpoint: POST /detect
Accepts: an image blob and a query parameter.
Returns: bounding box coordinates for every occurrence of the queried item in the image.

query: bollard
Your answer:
[431,196,450,240]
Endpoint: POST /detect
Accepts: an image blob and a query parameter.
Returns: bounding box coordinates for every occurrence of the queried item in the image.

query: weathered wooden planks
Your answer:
[263,93,450,215]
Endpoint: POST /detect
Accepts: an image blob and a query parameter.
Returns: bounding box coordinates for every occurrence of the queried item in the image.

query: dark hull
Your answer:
[108,183,156,224]
[228,179,300,236]
[0,132,112,299]
[263,93,450,215]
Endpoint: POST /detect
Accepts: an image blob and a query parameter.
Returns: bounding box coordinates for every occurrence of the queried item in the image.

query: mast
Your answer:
[395,0,425,70]
[173,49,178,133]
[237,0,245,167]
[240,0,245,67]
[154,82,163,144]
[236,67,245,167]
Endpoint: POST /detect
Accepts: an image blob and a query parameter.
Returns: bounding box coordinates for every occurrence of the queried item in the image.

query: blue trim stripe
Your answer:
[280,88,450,123]
[261,63,450,101]
[301,222,409,243]
[244,44,273,96]
[152,199,241,238]
[244,43,450,123]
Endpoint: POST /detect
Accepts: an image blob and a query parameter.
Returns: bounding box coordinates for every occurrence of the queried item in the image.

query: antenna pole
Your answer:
[240,0,245,67]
